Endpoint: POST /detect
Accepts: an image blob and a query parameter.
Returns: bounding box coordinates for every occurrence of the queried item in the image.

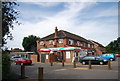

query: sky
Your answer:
[5,0,118,50]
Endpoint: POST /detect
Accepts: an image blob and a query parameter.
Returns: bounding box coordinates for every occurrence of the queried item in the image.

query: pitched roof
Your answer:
[89,40,105,47]
[41,30,93,44]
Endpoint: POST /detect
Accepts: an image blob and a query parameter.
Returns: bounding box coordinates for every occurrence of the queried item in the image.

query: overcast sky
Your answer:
[5,1,118,50]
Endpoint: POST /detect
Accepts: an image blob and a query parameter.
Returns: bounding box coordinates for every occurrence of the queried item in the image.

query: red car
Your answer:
[115,54,120,57]
[15,58,32,65]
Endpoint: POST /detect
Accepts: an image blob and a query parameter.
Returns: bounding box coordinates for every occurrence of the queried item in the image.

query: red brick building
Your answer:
[89,40,107,56]
[37,27,95,63]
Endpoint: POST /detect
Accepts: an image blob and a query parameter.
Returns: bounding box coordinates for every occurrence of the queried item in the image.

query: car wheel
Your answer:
[82,61,86,65]
[110,58,113,61]
[21,63,24,66]
[100,62,103,65]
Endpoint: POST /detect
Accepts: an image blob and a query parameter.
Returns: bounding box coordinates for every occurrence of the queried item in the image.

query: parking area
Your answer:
[11,58,119,80]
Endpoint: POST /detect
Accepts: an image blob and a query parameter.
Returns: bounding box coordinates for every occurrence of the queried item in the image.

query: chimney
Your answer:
[54,26,58,38]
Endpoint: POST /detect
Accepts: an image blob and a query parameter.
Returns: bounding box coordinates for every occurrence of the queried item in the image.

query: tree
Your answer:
[1,1,20,79]
[106,37,120,53]
[22,35,40,52]
[2,1,20,45]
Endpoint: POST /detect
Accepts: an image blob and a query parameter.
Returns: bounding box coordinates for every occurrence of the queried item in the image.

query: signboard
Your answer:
[66,51,71,59]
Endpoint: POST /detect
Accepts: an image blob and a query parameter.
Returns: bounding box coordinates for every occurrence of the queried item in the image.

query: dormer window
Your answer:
[49,40,53,44]
[59,39,63,43]
[68,39,74,45]
[40,41,44,46]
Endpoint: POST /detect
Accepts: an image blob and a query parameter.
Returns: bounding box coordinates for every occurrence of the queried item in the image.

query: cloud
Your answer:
[6,2,118,49]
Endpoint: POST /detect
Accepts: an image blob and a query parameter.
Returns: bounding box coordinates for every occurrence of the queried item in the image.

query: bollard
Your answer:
[88,60,92,69]
[50,61,53,66]
[73,61,76,68]
[62,60,64,67]
[21,65,25,79]
[108,60,112,70]
[38,67,43,81]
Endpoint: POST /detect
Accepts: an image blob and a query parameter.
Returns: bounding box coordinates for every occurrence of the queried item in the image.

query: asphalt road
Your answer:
[11,58,119,79]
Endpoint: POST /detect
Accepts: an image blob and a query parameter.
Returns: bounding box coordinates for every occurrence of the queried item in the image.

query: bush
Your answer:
[2,51,12,79]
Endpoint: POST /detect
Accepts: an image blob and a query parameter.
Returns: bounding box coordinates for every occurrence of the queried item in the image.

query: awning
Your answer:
[40,47,81,52]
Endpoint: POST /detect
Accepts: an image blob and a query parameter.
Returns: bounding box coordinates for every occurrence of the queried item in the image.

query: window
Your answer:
[88,44,90,48]
[40,41,44,46]
[68,39,74,45]
[49,40,53,44]
[91,45,94,48]
[77,41,80,46]
[83,42,86,47]
[59,39,63,43]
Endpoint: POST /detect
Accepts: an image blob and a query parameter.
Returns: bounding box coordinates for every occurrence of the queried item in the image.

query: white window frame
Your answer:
[77,41,80,46]
[59,39,63,44]
[49,40,53,44]
[68,39,74,45]
[92,45,94,48]
[88,44,90,48]
[40,41,44,46]
[83,42,86,47]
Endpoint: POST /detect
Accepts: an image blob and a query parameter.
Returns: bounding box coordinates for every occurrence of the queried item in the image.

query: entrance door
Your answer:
[41,54,46,63]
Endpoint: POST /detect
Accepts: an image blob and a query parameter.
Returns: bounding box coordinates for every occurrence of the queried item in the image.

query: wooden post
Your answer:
[108,60,112,70]
[62,60,64,67]
[21,65,25,79]
[50,54,53,66]
[89,60,92,69]
[38,67,43,81]
[73,61,76,68]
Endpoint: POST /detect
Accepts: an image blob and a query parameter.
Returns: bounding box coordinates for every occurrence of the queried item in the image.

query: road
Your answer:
[11,58,119,79]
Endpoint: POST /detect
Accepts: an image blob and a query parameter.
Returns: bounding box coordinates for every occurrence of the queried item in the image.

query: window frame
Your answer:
[40,41,44,46]
[49,40,53,45]
[59,39,63,44]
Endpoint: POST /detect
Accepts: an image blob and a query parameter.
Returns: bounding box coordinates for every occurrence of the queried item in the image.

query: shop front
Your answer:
[39,47,81,63]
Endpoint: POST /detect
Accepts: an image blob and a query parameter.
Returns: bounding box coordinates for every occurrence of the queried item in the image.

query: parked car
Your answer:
[15,58,32,65]
[115,54,120,57]
[10,56,21,61]
[97,53,116,61]
[79,56,108,65]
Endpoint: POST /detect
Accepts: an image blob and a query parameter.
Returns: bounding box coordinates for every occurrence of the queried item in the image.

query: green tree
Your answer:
[106,37,120,53]
[22,35,40,52]
[1,1,20,79]
[2,1,20,45]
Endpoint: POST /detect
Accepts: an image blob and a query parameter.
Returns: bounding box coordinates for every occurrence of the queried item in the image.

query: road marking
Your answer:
[54,69,67,71]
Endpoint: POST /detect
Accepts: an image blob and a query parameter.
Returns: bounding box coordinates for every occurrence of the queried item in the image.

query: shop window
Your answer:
[40,41,44,46]
[68,39,74,45]
[59,39,63,43]
[49,40,53,44]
